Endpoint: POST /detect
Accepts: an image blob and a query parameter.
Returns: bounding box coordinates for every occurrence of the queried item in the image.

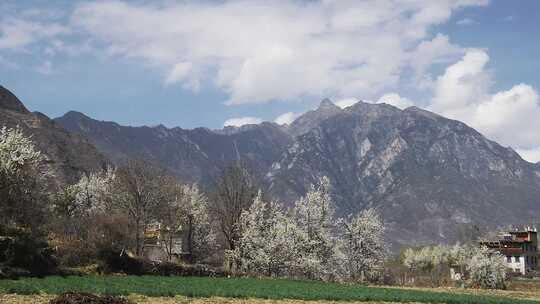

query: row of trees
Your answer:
[231,177,386,282]
[1,126,387,282]
[52,161,216,265]
[402,244,507,289]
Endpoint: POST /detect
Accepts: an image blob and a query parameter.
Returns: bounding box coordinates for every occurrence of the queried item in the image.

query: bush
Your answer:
[49,292,133,304]
[53,239,96,267]
[97,248,151,275]
[150,262,225,277]
[0,230,58,278]
[97,248,225,277]
[0,266,31,279]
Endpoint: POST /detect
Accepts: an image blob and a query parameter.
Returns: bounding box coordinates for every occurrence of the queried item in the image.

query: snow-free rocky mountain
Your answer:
[0,86,107,187]
[3,85,539,248]
[56,97,540,248]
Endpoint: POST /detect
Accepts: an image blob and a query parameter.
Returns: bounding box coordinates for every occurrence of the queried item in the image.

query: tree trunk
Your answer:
[135,218,141,256]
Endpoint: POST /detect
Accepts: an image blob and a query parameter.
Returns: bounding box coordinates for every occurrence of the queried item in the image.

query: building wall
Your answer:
[503,255,525,274]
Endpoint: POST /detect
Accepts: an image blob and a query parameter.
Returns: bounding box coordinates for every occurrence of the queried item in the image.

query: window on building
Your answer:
[507,256,512,263]
[515,256,520,263]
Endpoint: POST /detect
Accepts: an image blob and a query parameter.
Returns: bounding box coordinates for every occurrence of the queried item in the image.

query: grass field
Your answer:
[1,276,540,304]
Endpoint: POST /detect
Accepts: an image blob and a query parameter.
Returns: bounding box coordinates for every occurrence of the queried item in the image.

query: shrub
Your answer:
[0,230,58,278]
[97,248,225,277]
[97,248,151,275]
[53,238,96,268]
[150,262,225,277]
[0,266,30,279]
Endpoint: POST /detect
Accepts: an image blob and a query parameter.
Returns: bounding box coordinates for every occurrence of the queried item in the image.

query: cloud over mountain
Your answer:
[429,49,540,162]
[69,0,487,104]
[224,116,263,127]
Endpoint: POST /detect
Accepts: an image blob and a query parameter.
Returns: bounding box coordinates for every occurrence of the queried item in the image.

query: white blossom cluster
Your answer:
[67,171,217,262]
[338,208,387,281]
[0,126,49,229]
[403,243,507,289]
[171,183,216,261]
[403,244,469,272]
[467,246,507,289]
[233,177,386,282]
[68,167,116,215]
[0,126,43,183]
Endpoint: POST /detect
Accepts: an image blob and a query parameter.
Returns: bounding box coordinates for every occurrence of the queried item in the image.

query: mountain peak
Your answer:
[0,86,29,113]
[287,98,342,137]
[61,110,92,121]
[318,98,339,110]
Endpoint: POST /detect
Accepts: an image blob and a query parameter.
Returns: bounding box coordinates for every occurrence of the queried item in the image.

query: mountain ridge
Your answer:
[3,91,533,248]
[0,86,108,186]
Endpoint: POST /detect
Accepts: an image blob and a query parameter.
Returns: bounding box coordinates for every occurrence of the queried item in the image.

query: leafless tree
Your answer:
[111,159,168,256]
[212,163,258,251]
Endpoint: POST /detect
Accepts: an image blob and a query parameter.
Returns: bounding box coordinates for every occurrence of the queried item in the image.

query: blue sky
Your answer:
[1,0,540,161]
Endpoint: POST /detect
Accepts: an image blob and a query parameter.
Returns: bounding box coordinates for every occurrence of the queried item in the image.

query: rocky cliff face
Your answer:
[0,86,107,186]
[269,101,540,247]
[55,98,540,248]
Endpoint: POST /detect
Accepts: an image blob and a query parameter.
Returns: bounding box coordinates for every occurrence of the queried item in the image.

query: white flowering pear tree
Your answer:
[180,183,216,263]
[293,176,341,280]
[447,243,472,277]
[157,181,216,263]
[466,246,507,289]
[234,191,297,276]
[402,245,450,285]
[403,246,444,273]
[72,167,116,214]
[339,208,385,281]
[0,126,48,230]
[53,167,115,241]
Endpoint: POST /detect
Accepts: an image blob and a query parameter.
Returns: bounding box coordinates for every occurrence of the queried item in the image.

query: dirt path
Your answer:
[378,286,540,301]
[0,295,411,304]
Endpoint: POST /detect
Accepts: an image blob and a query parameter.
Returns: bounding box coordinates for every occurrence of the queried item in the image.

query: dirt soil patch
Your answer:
[49,292,134,304]
[0,295,414,304]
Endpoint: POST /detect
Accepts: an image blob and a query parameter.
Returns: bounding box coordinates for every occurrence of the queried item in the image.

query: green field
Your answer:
[0,276,539,304]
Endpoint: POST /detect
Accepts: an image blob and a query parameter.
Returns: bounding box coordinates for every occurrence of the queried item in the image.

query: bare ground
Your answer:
[2,286,539,304]
[0,295,418,304]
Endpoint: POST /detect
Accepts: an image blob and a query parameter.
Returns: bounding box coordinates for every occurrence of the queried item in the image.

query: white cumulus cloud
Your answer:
[410,33,464,89]
[0,17,69,50]
[430,49,491,120]
[377,93,414,109]
[456,18,477,25]
[274,112,299,125]
[428,49,540,163]
[515,148,540,164]
[334,98,359,109]
[223,116,262,127]
[70,0,487,105]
